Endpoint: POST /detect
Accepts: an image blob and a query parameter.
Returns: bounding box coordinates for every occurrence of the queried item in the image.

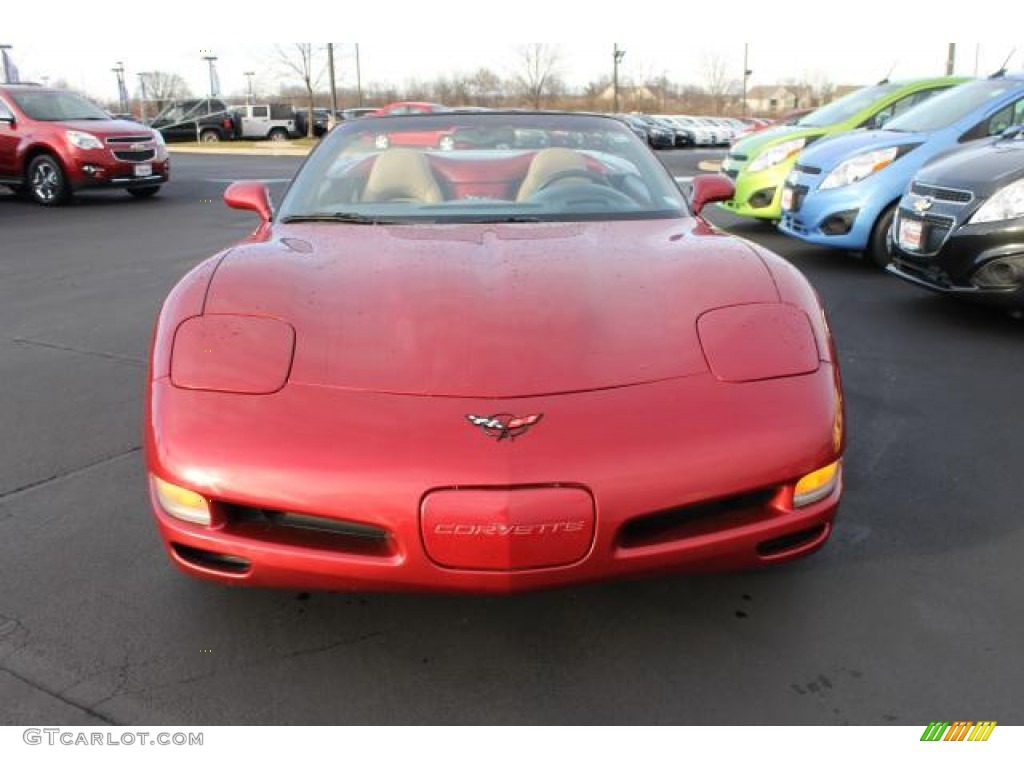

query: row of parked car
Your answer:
[144,99,380,142]
[614,113,777,149]
[720,71,1024,310]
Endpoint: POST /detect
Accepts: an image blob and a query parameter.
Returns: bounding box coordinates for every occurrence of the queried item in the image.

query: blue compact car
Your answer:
[778,73,1024,266]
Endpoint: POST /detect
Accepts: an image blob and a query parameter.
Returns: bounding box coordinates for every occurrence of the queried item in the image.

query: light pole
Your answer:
[244,71,255,105]
[327,44,338,126]
[742,44,752,119]
[138,72,152,122]
[613,43,626,113]
[113,61,127,114]
[1,44,14,84]
[946,43,956,76]
[355,43,363,107]
[202,55,218,98]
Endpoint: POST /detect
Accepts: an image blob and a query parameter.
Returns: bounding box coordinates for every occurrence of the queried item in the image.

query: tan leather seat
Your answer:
[516,147,589,201]
[362,149,444,204]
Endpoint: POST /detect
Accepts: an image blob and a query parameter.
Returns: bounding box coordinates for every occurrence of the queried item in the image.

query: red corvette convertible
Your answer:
[146,112,844,593]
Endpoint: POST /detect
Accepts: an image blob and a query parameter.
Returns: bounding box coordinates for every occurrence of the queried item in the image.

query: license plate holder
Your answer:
[899,217,923,251]
[134,163,152,177]
[781,186,794,211]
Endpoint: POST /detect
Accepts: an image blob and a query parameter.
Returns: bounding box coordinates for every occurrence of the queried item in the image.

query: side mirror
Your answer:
[690,174,735,216]
[224,181,273,224]
[864,111,892,130]
[1001,124,1024,140]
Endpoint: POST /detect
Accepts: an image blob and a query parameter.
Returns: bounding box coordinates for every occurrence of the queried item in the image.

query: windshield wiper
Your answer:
[280,212,396,225]
[460,215,544,223]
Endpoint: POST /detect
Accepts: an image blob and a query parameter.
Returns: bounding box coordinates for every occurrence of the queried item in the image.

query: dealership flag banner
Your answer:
[1,49,19,84]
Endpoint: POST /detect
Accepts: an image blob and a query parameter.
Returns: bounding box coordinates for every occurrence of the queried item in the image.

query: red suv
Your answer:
[0,84,170,206]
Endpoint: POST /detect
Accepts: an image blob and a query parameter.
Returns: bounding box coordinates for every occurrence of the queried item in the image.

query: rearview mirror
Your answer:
[224,181,273,224]
[690,174,735,216]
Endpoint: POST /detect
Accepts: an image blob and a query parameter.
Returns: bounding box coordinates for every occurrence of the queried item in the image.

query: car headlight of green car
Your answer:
[747,137,807,173]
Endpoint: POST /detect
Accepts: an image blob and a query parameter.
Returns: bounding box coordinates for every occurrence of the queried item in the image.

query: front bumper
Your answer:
[778,174,889,251]
[888,209,1024,308]
[67,146,170,190]
[719,160,791,220]
[147,371,843,593]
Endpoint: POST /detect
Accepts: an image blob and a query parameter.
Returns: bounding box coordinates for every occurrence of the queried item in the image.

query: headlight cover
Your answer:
[697,303,820,383]
[747,137,807,173]
[971,178,1024,223]
[170,314,295,394]
[66,130,104,150]
[820,146,903,190]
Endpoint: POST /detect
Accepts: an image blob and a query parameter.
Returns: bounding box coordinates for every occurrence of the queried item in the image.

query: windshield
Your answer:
[278,113,687,224]
[10,90,109,121]
[798,82,904,127]
[885,79,1020,133]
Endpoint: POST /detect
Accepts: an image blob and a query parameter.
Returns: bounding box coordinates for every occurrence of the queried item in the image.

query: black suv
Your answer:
[149,99,239,142]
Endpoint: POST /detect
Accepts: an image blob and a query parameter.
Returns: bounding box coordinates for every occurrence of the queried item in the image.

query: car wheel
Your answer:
[127,186,161,199]
[199,129,221,143]
[27,154,71,206]
[268,128,289,142]
[867,203,897,269]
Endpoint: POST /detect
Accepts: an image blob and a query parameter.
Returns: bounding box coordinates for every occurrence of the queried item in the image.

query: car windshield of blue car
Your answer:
[10,90,110,121]
[797,83,904,127]
[884,80,1020,133]
[278,113,688,224]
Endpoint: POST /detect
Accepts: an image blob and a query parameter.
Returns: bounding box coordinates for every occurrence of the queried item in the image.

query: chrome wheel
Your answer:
[27,156,70,206]
[32,162,59,201]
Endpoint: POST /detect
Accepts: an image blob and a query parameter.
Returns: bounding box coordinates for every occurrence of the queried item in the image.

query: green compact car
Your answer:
[720,76,969,221]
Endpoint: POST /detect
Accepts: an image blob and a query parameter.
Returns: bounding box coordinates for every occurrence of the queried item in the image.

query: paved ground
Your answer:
[0,150,1021,725]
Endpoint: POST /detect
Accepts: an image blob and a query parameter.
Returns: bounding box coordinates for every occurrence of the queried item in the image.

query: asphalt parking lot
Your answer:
[1,149,1022,725]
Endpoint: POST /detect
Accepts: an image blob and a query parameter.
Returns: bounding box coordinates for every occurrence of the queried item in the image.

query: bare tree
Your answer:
[802,70,836,106]
[781,71,835,110]
[277,44,322,138]
[431,73,473,106]
[514,44,563,109]
[138,71,191,113]
[467,68,503,106]
[700,51,736,113]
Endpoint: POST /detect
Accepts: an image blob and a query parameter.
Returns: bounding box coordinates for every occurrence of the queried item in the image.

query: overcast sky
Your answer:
[3,5,1017,105]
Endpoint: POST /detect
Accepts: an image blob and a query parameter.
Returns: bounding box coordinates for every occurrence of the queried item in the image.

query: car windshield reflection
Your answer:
[278,112,688,223]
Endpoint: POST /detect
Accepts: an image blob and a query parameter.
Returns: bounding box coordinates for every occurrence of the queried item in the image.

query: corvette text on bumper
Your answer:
[433,521,587,535]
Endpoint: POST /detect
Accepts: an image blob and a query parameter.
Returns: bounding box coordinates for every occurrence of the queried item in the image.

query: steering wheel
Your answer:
[529,170,641,209]
[534,168,613,193]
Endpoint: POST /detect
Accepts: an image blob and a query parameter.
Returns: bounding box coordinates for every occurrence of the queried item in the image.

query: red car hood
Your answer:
[59,119,154,136]
[204,218,780,398]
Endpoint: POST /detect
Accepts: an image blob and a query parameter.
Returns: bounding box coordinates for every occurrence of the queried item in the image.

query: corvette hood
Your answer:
[203,219,780,397]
